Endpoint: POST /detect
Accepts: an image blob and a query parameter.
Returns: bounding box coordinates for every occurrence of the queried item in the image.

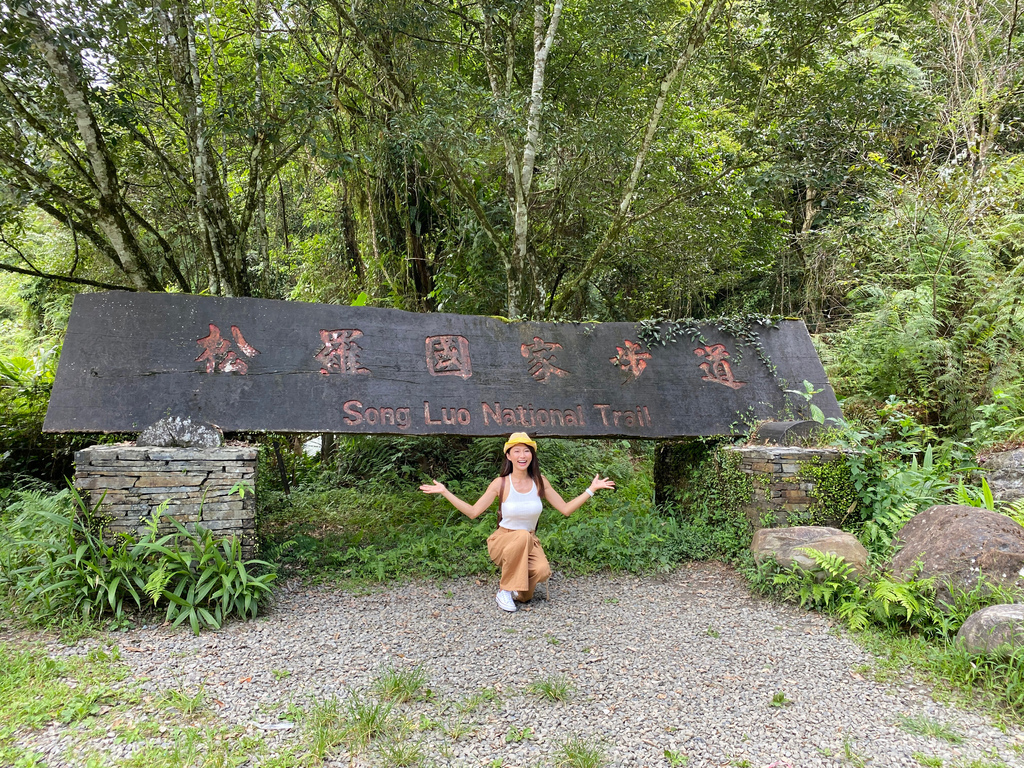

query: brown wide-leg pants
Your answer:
[486,527,551,601]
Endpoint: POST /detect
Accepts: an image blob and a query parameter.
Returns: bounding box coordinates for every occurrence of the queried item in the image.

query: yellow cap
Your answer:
[503,432,537,453]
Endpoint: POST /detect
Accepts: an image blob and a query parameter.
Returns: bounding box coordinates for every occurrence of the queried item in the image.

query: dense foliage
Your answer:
[0,487,276,634]
[3,0,1023,433]
[260,437,750,582]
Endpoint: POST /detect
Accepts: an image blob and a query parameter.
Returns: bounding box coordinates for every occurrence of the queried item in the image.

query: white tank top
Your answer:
[499,478,543,531]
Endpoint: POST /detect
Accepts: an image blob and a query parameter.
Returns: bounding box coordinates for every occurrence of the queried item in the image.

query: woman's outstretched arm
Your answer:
[419,477,502,519]
[541,474,615,517]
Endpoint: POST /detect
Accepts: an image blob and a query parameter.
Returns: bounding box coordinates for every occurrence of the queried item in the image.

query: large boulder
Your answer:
[956,604,1024,655]
[137,416,224,448]
[889,505,1024,605]
[751,526,869,576]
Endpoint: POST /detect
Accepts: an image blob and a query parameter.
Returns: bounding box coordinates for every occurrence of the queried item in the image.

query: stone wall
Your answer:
[74,445,257,556]
[724,445,853,529]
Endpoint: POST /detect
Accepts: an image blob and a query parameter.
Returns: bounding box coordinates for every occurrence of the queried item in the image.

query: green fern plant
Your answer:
[858,502,918,559]
[770,549,946,635]
[771,549,864,611]
[1004,498,1024,528]
[135,506,276,634]
[953,477,996,511]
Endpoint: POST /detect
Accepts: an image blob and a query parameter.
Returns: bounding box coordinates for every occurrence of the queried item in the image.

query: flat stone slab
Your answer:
[45,293,840,437]
[751,525,869,576]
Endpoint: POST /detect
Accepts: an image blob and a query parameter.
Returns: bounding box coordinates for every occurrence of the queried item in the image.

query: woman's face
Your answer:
[506,444,533,471]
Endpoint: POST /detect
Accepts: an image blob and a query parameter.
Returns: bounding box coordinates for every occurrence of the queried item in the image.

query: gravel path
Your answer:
[17,562,1024,767]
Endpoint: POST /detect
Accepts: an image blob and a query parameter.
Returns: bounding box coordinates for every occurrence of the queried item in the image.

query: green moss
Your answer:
[795,455,859,528]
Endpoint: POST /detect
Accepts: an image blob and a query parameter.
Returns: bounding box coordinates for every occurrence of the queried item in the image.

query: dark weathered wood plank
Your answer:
[43,293,841,437]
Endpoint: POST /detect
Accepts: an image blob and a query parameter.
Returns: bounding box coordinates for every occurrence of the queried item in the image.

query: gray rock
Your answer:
[890,505,1024,606]
[978,449,1024,503]
[956,604,1024,655]
[751,525,870,576]
[136,416,224,448]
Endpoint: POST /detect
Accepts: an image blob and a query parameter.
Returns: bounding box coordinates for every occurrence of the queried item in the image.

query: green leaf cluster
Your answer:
[0,486,276,634]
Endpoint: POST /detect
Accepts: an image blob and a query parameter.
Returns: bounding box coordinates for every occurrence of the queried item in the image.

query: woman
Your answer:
[419,432,615,612]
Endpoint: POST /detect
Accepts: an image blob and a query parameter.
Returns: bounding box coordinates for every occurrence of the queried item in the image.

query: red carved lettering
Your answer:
[609,339,651,379]
[521,337,569,383]
[482,402,502,425]
[196,323,260,374]
[424,401,442,425]
[426,335,472,379]
[343,400,363,425]
[316,329,370,375]
[694,345,745,389]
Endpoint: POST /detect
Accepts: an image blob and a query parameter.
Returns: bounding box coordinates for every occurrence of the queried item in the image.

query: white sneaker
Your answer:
[496,590,517,612]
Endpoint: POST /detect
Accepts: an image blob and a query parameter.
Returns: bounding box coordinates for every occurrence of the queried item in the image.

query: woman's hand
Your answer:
[421,478,497,519]
[588,474,616,493]
[419,480,447,495]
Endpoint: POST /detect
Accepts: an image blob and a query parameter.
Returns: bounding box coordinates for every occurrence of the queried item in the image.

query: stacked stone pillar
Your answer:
[724,445,848,528]
[74,445,257,557]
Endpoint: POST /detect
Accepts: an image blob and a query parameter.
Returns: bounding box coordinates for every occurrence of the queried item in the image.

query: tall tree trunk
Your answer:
[16,5,163,291]
[483,1,563,318]
[155,0,249,296]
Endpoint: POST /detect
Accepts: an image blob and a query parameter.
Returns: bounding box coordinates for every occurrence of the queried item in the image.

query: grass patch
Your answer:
[857,629,1024,725]
[898,713,964,744]
[0,641,131,766]
[528,675,574,702]
[443,714,477,740]
[341,693,395,752]
[118,725,272,768]
[161,685,207,715]
[377,736,427,767]
[554,735,607,768]
[455,686,499,713]
[372,664,429,703]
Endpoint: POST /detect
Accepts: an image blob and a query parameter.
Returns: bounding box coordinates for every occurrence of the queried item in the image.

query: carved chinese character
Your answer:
[425,335,472,379]
[609,339,652,379]
[694,344,745,389]
[315,329,370,375]
[520,336,569,383]
[195,324,260,374]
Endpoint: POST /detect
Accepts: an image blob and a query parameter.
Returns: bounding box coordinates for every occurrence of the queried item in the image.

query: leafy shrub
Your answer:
[0,486,276,633]
[0,346,74,485]
[259,438,749,582]
[818,163,1024,436]
[137,510,276,634]
[764,549,1021,640]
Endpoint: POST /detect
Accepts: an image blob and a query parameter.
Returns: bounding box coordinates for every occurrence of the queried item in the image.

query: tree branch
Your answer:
[0,236,133,291]
[553,0,727,313]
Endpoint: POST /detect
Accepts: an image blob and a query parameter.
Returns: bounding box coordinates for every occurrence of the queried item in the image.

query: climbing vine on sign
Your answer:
[636,314,782,380]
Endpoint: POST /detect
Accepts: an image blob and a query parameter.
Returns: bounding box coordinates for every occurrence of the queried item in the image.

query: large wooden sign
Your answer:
[43,293,841,437]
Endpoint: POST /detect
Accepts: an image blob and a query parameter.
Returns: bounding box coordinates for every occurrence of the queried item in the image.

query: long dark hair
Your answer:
[499,446,546,498]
